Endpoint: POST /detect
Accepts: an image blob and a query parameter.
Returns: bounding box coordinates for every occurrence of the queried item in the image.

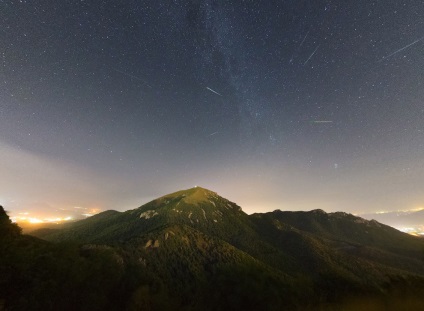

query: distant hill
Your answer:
[361,210,424,232]
[4,188,424,310]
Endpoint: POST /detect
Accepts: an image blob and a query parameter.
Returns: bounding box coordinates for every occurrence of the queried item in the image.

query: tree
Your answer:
[0,205,21,239]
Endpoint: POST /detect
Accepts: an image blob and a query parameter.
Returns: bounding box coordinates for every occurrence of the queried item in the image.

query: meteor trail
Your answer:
[289,29,310,64]
[299,30,310,48]
[378,36,424,62]
[303,45,320,66]
[312,121,333,123]
[208,131,219,136]
[111,68,152,88]
[206,87,222,96]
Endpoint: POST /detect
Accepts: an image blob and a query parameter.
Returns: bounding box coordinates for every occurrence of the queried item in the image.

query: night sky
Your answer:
[1,1,424,220]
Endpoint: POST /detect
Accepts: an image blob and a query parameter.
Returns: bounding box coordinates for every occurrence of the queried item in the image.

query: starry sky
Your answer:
[1,0,424,219]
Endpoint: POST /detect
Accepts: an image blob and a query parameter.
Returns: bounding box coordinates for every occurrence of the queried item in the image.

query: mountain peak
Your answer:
[132,187,243,229]
[159,186,219,206]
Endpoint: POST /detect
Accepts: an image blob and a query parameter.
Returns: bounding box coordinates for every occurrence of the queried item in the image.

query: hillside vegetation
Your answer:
[4,187,424,310]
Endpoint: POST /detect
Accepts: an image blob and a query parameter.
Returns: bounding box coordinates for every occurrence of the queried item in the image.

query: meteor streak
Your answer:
[378,36,424,62]
[303,45,320,66]
[206,87,222,96]
[111,68,152,88]
[299,30,310,48]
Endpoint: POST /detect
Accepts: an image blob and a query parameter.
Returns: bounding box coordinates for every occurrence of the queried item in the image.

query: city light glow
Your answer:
[12,215,74,224]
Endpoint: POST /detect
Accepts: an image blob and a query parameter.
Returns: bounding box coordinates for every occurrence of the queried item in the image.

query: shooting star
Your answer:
[299,29,310,48]
[312,120,333,124]
[111,68,152,88]
[303,45,320,66]
[289,29,310,64]
[378,36,424,62]
[208,131,219,137]
[206,87,222,96]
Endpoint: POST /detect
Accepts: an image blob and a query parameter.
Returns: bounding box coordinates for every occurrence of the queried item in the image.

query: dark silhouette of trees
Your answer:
[0,205,21,239]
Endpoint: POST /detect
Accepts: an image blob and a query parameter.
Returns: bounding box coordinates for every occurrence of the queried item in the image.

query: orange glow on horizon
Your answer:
[10,206,102,224]
[12,215,74,224]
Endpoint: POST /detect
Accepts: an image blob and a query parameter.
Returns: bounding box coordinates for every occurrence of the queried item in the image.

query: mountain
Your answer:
[251,210,424,281]
[35,187,301,279]
[34,187,249,243]
[5,188,424,310]
[361,210,424,234]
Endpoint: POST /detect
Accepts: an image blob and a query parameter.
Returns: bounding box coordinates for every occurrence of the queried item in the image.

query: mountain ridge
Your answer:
[22,188,424,310]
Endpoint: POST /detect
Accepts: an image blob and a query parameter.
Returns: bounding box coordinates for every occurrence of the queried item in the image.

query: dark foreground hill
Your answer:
[3,188,424,310]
